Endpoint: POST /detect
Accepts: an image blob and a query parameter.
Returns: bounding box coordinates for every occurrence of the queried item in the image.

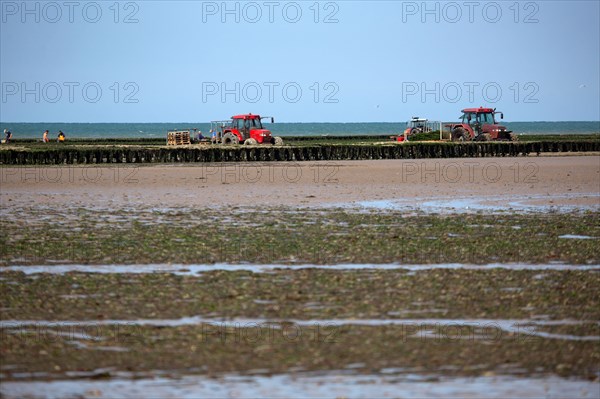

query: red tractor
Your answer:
[446,107,517,142]
[404,117,433,136]
[211,113,283,145]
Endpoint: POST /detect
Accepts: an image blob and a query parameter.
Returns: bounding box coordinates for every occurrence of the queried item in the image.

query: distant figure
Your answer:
[191,128,204,143]
[4,129,12,144]
[57,130,65,143]
[210,129,217,143]
[43,130,50,143]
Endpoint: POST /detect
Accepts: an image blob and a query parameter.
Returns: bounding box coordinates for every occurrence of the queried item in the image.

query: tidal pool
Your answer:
[3,262,599,276]
[1,372,598,399]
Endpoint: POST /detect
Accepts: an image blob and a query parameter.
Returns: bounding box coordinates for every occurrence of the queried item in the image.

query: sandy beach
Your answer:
[2,155,600,397]
[1,156,599,210]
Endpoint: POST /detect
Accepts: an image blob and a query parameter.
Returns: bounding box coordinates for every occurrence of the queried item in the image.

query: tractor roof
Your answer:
[462,107,496,113]
[232,113,261,120]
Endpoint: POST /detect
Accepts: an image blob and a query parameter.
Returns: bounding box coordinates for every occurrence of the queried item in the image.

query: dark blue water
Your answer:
[0,122,598,139]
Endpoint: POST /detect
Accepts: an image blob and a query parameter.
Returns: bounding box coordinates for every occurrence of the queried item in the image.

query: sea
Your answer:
[0,122,598,139]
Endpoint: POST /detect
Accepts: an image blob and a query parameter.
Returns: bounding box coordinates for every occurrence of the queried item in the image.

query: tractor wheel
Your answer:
[272,136,284,146]
[244,138,258,145]
[452,127,470,142]
[409,128,421,136]
[509,132,518,142]
[476,133,492,142]
[222,132,239,145]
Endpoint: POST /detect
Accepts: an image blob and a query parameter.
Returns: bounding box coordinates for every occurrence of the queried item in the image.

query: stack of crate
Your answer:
[167,131,191,146]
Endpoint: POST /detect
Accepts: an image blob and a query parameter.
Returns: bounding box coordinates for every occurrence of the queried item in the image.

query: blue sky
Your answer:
[1,0,599,122]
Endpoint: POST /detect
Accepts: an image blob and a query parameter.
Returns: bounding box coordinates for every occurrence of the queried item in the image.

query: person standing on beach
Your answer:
[210,129,217,143]
[57,131,65,143]
[4,129,12,143]
[43,130,50,143]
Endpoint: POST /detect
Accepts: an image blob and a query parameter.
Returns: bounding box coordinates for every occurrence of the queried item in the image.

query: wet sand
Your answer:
[1,156,599,398]
[1,156,599,210]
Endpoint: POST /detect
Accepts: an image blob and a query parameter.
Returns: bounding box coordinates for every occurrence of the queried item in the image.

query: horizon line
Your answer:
[2,120,600,124]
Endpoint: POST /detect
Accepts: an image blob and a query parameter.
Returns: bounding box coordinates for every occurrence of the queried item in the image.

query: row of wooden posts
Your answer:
[1,141,598,165]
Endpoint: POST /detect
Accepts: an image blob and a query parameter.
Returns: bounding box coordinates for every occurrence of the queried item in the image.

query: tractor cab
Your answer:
[460,108,499,135]
[231,116,252,138]
[232,115,264,131]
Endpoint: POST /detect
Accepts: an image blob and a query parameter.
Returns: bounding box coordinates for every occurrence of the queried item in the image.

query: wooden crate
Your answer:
[167,131,191,146]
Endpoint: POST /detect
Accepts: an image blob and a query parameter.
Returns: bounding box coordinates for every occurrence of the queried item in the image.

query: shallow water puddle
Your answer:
[2,317,598,342]
[1,373,597,399]
[559,234,597,239]
[352,193,600,214]
[3,327,129,352]
[2,263,599,275]
[65,341,129,352]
